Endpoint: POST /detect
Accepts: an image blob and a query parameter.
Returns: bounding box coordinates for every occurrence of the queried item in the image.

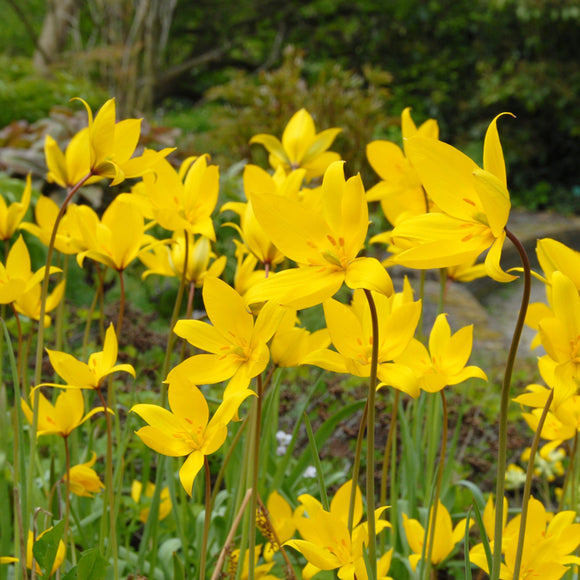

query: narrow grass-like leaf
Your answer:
[464,506,473,580]
[269,372,325,493]
[173,551,186,580]
[2,319,27,577]
[288,400,366,487]
[458,487,493,576]
[303,412,329,511]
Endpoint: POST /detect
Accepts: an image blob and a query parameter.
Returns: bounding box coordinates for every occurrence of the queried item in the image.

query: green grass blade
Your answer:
[303,412,329,511]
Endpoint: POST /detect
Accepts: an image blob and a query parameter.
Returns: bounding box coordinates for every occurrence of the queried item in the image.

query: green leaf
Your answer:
[288,399,366,487]
[76,548,110,580]
[32,521,64,578]
[173,552,186,580]
[464,506,473,580]
[303,412,329,511]
[61,566,78,580]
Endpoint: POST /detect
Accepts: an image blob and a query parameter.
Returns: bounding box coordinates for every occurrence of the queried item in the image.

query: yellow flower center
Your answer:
[173,420,204,450]
[570,334,580,362]
[321,235,349,269]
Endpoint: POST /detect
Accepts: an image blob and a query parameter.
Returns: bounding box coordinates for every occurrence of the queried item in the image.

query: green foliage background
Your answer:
[1,0,580,211]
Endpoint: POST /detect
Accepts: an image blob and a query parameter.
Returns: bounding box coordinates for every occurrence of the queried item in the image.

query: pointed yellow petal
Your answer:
[483,113,514,188]
[173,319,227,353]
[472,169,510,237]
[245,267,344,310]
[484,233,517,283]
[46,349,97,387]
[345,257,393,296]
[405,136,480,220]
[249,135,289,166]
[168,380,208,427]
[281,109,315,165]
[166,354,240,386]
[179,451,204,496]
[202,277,253,340]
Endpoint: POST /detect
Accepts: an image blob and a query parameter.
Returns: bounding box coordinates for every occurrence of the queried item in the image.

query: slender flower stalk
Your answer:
[34,172,93,387]
[512,388,554,580]
[422,391,449,580]
[248,374,264,580]
[348,402,367,533]
[28,172,92,564]
[200,457,212,580]
[491,228,531,580]
[96,386,119,578]
[380,389,399,552]
[364,288,379,580]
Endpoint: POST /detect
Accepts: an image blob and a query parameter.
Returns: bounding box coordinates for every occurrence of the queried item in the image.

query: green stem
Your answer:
[348,401,367,532]
[27,173,92,553]
[364,289,379,580]
[490,228,531,580]
[200,457,212,580]
[380,389,399,553]
[55,254,69,352]
[512,388,554,580]
[248,374,264,580]
[97,386,119,579]
[9,304,23,387]
[62,436,71,548]
[560,433,578,511]
[82,267,104,360]
[438,267,447,314]
[423,391,448,580]
[34,172,92,387]
[116,269,126,338]
[209,416,249,514]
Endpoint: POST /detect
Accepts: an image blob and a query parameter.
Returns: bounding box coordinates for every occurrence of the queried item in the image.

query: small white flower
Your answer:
[303,466,317,478]
[276,430,292,446]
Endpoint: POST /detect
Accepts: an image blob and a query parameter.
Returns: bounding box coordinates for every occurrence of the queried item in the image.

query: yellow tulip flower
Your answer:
[137,155,219,240]
[15,279,65,327]
[302,288,421,397]
[131,378,253,495]
[66,452,105,497]
[403,500,472,571]
[286,480,390,580]
[536,238,580,291]
[168,277,285,396]
[45,97,172,188]
[20,197,87,255]
[269,308,330,368]
[0,235,60,305]
[76,197,159,272]
[227,546,279,580]
[245,161,393,310]
[40,323,135,390]
[140,232,226,286]
[131,480,172,523]
[536,271,580,393]
[221,164,301,270]
[367,107,439,226]
[0,173,31,240]
[21,388,109,437]
[396,313,487,394]
[250,108,341,180]
[258,490,299,561]
[390,113,516,283]
[471,496,580,579]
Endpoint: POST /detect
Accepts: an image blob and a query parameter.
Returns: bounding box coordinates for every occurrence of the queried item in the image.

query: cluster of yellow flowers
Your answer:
[2,96,580,580]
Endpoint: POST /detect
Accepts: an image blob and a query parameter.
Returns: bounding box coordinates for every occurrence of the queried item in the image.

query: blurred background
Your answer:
[1,0,580,212]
